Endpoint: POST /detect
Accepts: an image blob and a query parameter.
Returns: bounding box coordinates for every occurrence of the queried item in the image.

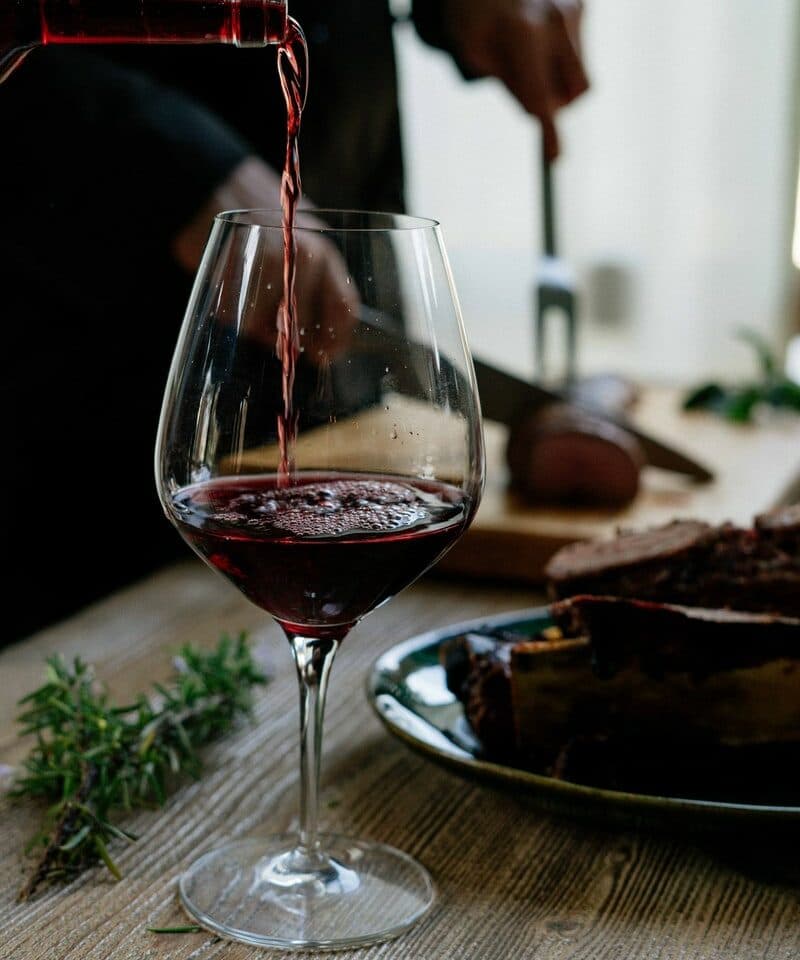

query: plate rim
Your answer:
[366,605,800,824]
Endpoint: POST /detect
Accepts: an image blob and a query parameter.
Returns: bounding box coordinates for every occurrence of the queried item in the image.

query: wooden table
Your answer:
[2,559,799,959]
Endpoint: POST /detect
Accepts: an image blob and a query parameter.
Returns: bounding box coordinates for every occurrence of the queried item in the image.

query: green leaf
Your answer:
[764,379,800,410]
[96,818,138,844]
[93,836,122,881]
[682,382,727,412]
[721,387,762,422]
[59,824,91,851]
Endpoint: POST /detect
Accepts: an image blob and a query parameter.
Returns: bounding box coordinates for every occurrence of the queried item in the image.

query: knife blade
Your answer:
[470,356,714,483]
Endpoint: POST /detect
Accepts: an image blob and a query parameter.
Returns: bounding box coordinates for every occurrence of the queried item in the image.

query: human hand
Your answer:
[172,156,359,363]
[444,0,589,161]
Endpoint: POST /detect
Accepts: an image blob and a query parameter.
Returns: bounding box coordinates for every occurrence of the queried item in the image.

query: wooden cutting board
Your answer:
[438,383,800,584]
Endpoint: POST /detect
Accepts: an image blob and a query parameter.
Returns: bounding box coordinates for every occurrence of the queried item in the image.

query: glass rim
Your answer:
[213,208,441,232]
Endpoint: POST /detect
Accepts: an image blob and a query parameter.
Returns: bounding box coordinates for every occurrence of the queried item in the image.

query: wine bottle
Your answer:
[1,0,288,84]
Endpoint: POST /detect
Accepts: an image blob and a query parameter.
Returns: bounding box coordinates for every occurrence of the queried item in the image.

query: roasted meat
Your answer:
[545,505,800,617]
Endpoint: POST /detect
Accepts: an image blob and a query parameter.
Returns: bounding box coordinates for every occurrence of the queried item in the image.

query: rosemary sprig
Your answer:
[10,633,268,900]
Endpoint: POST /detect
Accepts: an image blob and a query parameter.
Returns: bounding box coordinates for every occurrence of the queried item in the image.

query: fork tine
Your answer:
[535,145,578,385]
[535,256,578,384]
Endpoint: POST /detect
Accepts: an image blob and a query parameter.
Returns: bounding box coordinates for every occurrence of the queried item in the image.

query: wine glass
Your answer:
[155,208,485,950]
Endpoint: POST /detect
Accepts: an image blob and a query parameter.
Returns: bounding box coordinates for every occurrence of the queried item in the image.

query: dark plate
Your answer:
[366,606,800,834]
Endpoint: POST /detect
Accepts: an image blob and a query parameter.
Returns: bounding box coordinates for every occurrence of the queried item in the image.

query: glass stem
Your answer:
[288,632,340,861]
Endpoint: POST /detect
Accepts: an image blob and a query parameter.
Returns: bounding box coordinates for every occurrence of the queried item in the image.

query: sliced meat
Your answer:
[544,506,800,616]
[506,403,645,507]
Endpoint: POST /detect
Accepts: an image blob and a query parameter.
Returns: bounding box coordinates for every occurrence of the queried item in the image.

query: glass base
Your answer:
[179,833,435,950]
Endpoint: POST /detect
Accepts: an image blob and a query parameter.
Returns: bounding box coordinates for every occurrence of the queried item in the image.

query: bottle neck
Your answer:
[235,0,287,46]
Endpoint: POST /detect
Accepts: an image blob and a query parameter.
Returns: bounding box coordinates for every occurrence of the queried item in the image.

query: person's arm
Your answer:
[411,0,589,161]
[2,49,356,359]
[1,49,251,287]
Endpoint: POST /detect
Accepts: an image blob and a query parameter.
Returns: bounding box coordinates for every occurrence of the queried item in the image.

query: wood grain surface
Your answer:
[2,560,799,960]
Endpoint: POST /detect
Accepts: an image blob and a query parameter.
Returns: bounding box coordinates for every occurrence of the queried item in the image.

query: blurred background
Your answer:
[392,0,800,385]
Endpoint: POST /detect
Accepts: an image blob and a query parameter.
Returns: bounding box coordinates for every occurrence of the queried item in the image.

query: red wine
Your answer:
[169,474,473,637]
[1,0,287,84]
[275,16,308,482]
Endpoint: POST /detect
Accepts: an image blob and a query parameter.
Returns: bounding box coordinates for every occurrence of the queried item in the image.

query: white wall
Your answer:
[394,1,798,384]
